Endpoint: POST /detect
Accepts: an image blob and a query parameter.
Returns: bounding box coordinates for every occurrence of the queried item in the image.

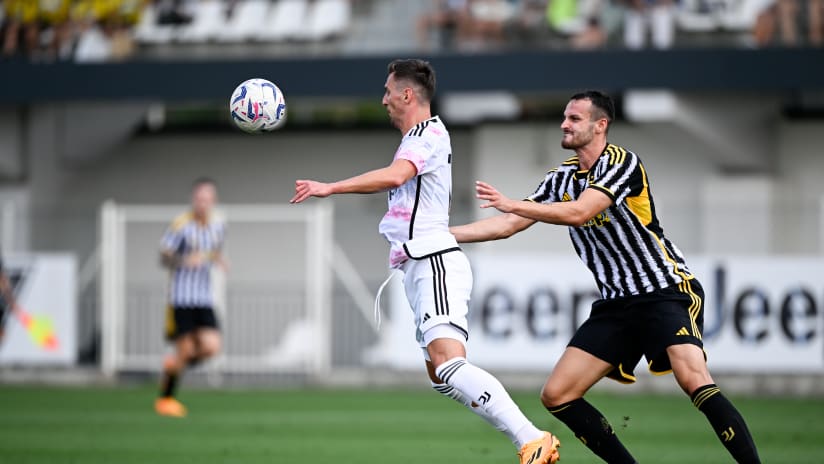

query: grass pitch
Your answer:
[0,385,821,463]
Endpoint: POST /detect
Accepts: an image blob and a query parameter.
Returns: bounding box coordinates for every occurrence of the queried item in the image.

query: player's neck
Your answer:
[192,212,209,225]
[399,107,432,135]
[576,140,608,170]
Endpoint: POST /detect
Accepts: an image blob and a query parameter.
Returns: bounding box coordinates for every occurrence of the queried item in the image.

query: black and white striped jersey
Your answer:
[527,143,693,299]
[160,212,225,308]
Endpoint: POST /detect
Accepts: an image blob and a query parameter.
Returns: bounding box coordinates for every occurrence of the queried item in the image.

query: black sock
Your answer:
[548,398,637,464]
[691,384,760,464]
[160,371,178,398]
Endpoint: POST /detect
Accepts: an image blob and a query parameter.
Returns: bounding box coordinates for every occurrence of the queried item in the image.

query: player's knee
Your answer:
[198,343,219,359]
[163,354,183,373]
[540,381,574,408]
[198,337,221,359]
[676,371,714,396]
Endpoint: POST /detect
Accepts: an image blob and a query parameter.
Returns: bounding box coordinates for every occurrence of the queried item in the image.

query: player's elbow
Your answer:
[495,225,517,239]
[386,175,407,189]
[566,207,595,227]
[495,215,527,239]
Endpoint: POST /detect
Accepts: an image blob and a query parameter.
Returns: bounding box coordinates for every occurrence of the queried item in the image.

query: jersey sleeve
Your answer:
[525,170,559,204]
[588,150,641,205]
[394,135,440,175]
[160,223,185,254]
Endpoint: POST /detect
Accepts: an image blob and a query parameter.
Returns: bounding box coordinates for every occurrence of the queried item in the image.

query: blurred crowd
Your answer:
[1,0,821,63]
[0,0,146,62]
[417,0,824,50]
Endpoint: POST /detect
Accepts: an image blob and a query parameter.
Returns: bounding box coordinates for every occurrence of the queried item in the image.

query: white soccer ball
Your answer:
[229,78,287,133]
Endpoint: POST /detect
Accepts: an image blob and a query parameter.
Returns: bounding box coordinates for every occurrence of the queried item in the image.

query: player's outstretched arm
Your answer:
[476,180,612,227]
[290,159,417,204]
[450,213,535,243]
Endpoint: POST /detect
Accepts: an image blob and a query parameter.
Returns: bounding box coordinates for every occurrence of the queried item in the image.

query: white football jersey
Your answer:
[379,116,453,268]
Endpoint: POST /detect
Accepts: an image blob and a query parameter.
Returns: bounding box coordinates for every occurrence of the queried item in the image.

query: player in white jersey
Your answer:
[155,177,228,418]
[291,59,560,464]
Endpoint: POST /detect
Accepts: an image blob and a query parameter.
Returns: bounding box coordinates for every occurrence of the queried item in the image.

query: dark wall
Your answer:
[2,48,823,103]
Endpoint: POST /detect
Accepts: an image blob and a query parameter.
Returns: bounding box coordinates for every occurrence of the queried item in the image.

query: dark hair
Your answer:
[387,59,436,102]
[570,90,615,127]
[192,177,217,191]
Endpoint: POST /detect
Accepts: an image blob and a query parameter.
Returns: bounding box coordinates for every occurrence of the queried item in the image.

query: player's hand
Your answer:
[291,180,333,204]
[215,254,230,273]
[183,252,206,268]
[476,180,517,213]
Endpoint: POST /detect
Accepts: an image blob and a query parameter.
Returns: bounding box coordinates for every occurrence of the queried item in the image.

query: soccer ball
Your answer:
[229,78,287,133]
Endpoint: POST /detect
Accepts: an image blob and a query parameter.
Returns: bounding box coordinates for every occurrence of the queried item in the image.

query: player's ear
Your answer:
[596,117,608,134]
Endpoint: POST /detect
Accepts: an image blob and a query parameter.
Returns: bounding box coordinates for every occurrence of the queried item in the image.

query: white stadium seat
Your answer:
[134,3,176,44]
[719,0,774,31]
[258,0,310,42]
[217,0,273,43]
[304,0,352,41]
[676,0,721,32]
[177,0,226,43]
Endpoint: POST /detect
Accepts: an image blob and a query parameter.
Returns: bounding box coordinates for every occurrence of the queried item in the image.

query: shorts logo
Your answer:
[676,327,690,336]
[423,313,431,322]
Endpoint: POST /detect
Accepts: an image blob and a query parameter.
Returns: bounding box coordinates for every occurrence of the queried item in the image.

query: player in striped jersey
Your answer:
[155,177,227,418]
[291,59,560,464]
[451,91,760,463]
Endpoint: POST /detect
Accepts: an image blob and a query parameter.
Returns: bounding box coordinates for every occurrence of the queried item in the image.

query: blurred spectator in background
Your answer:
[811,0,824,45]
[73,0,143,62]
[467,0,518,49]
[40,0,73,60]
[752,0,799,47]
[547,0,606,50]
[620,0,676,49]
[570,15,607,49]
[417,0,472,50]
[1,0,144,62]
[2,0,40,58]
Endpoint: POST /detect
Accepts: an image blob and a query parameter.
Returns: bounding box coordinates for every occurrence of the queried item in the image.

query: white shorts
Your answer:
[401,249,472,354]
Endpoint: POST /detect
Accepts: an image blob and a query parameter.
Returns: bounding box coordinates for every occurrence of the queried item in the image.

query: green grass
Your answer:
[0,385,821,463]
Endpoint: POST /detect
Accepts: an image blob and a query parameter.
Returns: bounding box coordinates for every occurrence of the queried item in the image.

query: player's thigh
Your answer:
[567,300,644,385]
[667,343,714,395]
[640,280,705,377]
[541,346,613,407]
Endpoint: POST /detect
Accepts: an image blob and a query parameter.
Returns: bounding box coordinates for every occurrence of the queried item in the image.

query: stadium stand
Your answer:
[1,0,821,63]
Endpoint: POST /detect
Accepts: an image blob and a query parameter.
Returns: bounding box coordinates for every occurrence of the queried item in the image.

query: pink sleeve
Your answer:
[394,137,434,174]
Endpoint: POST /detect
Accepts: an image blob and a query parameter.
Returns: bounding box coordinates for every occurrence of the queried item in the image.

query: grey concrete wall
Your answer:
[4,106,823,283]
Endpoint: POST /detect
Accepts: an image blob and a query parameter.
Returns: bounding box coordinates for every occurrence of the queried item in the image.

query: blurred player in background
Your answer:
[156,177,227,418]
[291,58,560,464]
[451,90,761,463]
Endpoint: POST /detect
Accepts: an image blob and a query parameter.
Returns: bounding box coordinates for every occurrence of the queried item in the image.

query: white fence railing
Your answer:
[99,201,344,378]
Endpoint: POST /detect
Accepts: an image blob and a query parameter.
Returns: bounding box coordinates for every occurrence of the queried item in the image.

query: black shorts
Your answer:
[568,279,705,384]
[165,306,220,341]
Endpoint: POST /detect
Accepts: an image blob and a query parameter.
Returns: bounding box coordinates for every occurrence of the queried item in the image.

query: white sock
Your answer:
[435,357,544,448]
[432,381,518,445]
